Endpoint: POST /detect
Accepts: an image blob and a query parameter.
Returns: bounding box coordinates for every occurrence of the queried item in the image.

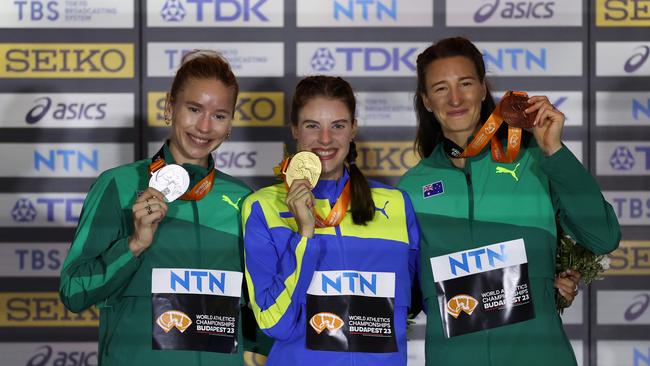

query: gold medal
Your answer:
[284,151,322,188]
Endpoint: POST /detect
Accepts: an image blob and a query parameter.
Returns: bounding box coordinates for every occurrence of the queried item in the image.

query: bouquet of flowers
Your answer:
[555,230,611,314]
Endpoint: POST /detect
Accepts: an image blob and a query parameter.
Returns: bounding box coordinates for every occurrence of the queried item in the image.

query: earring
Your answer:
[226,131,231,140]
[164,115,171,125]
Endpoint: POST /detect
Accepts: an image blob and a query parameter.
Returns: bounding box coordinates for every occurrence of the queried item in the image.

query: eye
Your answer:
[188,106,200,113]
[461,80,474,87]
[434,85,447,94]
[212,113,228,121]
[333,122,347,129]
[305,122,319,129]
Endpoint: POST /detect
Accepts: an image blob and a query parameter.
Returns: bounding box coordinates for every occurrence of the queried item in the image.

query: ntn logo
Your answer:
[474,0,554,22]
[34,149,98,172]
[334,0,397,21]
[483,48,546,70]
[632,98,650,119]
[170,270,226,293]
[449,244,507,276]
[322,272,377,294]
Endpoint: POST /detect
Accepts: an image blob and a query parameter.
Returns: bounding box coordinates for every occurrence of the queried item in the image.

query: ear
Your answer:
[291,123,299,140]
[164,92,173,120]
[421,93,433,112]
[351,118,358,140]
[481,81,487,102]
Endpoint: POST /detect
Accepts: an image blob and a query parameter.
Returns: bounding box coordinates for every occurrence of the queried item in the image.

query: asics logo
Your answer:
[222,195,241,211]
[495,163,521,181]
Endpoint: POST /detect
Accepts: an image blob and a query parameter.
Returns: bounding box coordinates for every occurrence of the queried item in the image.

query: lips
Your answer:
[311,148,337,161]
[187,133,212,146]
[447,108,468,118]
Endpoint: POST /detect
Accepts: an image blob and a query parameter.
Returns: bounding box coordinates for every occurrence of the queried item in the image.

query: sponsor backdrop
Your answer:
[0,0,648,365]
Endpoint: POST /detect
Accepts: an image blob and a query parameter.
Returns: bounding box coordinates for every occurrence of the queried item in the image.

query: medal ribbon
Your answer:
[149,146,215,201]
[444,91,526,164]
[276,156,351,228]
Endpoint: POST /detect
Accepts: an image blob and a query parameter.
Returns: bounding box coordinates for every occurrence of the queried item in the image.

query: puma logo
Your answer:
[375,200,389,219]
[495,163,521,182]
[222,195,241,211]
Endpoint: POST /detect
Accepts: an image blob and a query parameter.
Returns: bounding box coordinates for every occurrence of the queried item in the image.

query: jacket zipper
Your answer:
[463,163,474,244]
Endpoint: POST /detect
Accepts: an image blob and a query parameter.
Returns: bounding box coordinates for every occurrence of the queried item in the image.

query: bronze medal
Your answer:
[500,91,535,129]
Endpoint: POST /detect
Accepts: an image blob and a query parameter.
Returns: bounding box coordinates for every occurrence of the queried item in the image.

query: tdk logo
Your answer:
[610,146,636,170]
[311,46,417,72]
[633,98,650,120]
[11,197,83,223]
[26,97,107,124]
[334,0,397,21]
[474,0,554,23]
[171,270,226,294]
[161,0,270,22]
[34,149,98,172]
[449,244,507,276]
[13,0,59,21]
[11,198,37,222]
[161,0,187,21]
[322,272,377,295]
[483,47,546,71]
[625,45,650,73]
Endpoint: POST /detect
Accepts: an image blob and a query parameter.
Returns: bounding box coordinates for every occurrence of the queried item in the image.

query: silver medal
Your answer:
[148,164,190,202]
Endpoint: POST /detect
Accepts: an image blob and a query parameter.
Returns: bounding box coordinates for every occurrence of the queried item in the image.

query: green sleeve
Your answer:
[541,145,621,255]
[59,174,142,313]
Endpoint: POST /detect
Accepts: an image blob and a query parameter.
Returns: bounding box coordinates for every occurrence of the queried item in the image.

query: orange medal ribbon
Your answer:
[458,91,527,163]
[149,148,215,201]
[276,155,350,228]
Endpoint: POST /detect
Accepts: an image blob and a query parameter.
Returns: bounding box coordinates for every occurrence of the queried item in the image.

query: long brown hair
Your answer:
[414,37,497,158]
[290,76,375,225]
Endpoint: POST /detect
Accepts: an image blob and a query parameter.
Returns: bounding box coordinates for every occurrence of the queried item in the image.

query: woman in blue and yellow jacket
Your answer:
[242,76,420,366]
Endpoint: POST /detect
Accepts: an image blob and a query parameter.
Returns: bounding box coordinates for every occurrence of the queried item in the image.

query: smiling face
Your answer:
[421,56,486,146]
[291,96,357,181]
[166,77,235,167]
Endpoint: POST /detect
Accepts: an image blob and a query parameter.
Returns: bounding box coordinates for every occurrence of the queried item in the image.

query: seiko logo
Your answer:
[26,97,106,124]
[607,241,650,275]
[625,45,650,73]
[602,0,650,22]
[474,0,554,23]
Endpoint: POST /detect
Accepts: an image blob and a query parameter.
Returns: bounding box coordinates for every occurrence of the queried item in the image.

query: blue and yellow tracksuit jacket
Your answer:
[242,171,420,366]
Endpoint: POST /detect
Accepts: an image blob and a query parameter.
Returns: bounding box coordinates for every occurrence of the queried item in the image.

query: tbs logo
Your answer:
[13,0,59,21]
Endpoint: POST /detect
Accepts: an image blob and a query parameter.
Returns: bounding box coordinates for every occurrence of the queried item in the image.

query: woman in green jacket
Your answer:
[59,50,263,365]
[398,37,620,366]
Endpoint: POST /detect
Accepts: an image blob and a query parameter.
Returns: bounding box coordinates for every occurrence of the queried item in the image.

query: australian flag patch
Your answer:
[423,181,444,199]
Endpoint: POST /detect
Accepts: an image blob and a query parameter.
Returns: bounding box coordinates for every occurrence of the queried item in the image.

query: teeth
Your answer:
[314,150,335,157]
[189,134,209,144]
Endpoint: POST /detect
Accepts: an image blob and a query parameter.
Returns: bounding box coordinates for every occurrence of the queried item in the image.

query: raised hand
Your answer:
[285,179,316,238]
[129,187,168,256]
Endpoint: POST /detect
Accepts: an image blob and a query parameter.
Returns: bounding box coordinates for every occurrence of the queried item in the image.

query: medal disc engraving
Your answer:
[149,164,190,202]
[285,151,322,189]
[500,92,535,129]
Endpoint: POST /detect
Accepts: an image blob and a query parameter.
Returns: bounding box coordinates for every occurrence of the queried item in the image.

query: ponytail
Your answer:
[346,141,375,225]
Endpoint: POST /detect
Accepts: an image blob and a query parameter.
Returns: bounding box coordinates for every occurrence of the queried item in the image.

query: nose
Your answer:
[448,86,462,107]
[318,127,332,144]
[196,113,211,133]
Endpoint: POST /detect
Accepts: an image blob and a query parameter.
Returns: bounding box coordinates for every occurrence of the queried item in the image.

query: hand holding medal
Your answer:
[129,187,169,257]
[148,164,191,202]
[281,152,322,238]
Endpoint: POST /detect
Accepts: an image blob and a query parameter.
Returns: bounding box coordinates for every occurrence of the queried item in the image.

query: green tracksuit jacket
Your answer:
[59,144,253,366]
[398,138,620,366]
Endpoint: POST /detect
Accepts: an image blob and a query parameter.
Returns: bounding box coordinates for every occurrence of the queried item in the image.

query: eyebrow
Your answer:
[301,118,350,124]
[185,101,231,114]
[431,75,478,88]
